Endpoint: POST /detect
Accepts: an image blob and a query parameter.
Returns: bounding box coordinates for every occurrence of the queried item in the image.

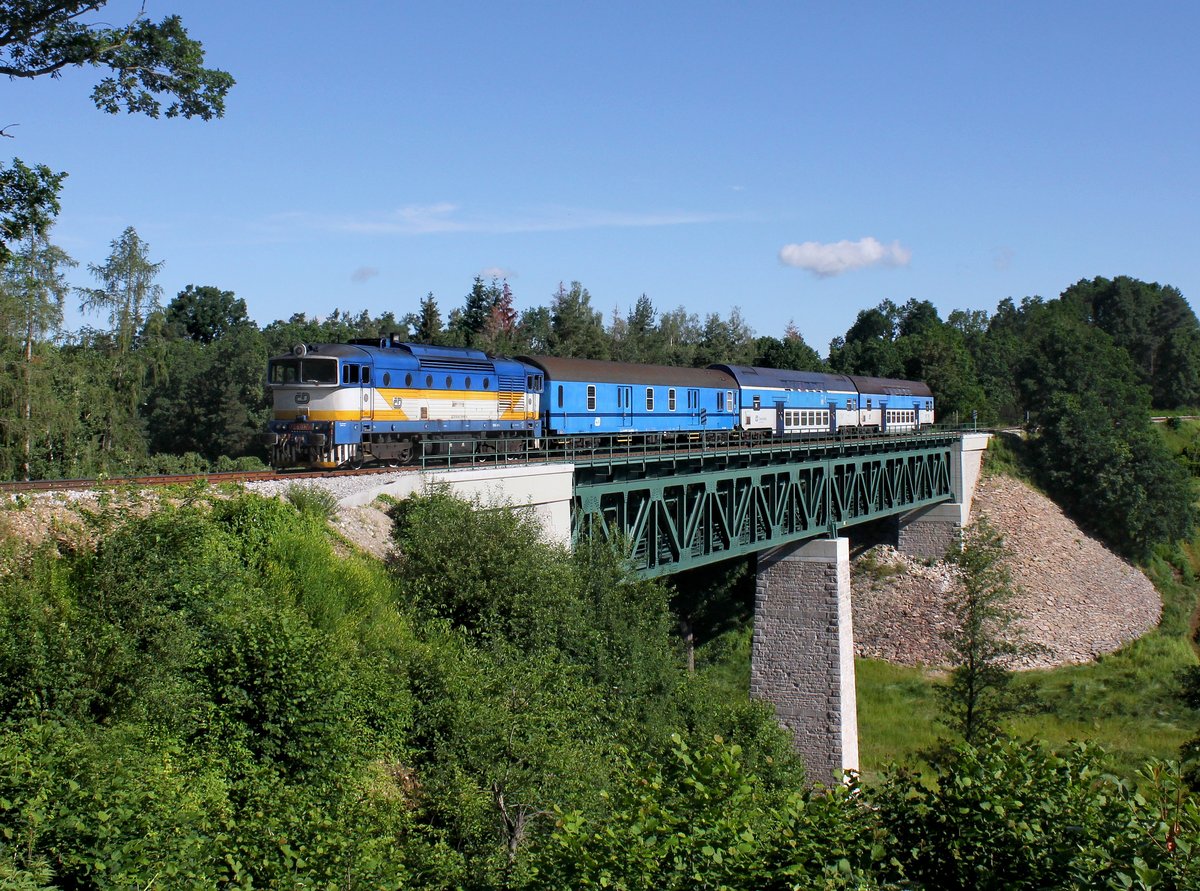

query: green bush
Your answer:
[534,733,879,890]
[874,738,1199,890]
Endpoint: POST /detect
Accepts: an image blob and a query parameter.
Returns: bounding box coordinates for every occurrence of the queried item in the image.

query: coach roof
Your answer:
[711,364,857,392]
[847,375,934,398]
[521,355,737,389]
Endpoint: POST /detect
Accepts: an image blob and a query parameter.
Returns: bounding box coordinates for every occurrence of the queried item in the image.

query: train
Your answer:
[263,335,935,469]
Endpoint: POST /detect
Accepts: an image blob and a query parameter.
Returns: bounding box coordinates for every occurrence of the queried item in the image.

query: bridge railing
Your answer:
[414,425,967,471]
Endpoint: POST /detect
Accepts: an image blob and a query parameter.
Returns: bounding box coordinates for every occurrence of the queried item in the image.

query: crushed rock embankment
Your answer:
[852,474,1162,669]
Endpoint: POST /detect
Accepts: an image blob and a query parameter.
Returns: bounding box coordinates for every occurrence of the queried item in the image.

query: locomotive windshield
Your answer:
[268,357,337,385]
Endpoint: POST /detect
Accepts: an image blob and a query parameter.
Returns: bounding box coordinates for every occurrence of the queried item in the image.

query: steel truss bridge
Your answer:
[568,432,958,577]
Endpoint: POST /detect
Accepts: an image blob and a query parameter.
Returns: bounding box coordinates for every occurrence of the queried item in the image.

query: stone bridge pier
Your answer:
[751,537,857,783]
[751,433,990,781]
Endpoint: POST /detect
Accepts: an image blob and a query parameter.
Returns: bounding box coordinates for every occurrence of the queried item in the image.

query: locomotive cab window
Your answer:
[587,385,597,411]
[342,365,359,384]
[362,367,370,384]
[269,357,335,385]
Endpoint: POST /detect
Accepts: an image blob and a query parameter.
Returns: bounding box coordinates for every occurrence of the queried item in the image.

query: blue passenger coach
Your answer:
[709,365,859,436]
[521,355,739,440]
[846,375,934,432]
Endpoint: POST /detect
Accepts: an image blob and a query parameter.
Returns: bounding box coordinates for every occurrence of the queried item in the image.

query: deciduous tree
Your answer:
[0,2,233,257]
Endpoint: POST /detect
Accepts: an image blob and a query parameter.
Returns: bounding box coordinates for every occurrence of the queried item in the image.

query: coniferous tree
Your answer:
[0,227,75,478]
[415,292,443,344]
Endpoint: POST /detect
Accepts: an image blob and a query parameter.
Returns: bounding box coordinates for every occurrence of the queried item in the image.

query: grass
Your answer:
[854,659,942,780]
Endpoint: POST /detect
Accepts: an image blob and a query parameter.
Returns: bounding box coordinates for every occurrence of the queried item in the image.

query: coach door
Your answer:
[775,402,786,436]
[619,386,633,426]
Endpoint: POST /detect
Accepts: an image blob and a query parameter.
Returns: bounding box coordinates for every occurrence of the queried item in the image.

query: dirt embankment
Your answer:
[852,474,1162,670]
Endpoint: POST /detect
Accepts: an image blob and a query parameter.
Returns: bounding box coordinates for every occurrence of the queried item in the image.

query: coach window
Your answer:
[668,388,676,411]
[587,385,597,411]
[646,388,654,411]
[866,399,872,410]
[752,395,761,410]
[557,385,564,408]
[726,390,734,412]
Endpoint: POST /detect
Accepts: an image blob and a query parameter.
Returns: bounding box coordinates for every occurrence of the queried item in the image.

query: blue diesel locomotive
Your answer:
[263,338,934,469]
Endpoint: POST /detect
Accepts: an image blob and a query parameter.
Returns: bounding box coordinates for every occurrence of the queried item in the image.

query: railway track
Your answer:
[0,427,976,496]
[0,465,409,496]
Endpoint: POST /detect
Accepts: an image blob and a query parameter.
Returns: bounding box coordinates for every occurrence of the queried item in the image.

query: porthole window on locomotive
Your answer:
[426,375,433,387]
[483,378,490,389]
[445,375,452,389]
[465,376,472,389]
[405,373,412,387]
[383,372,391,386]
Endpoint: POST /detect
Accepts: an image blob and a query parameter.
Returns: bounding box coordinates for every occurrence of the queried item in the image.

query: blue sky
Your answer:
[7,1,1199,354]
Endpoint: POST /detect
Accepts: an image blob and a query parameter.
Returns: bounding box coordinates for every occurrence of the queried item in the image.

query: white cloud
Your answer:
[351,266,380,283]
[779,237,912,278]
[479,266,515,280]
[281,204,726,237]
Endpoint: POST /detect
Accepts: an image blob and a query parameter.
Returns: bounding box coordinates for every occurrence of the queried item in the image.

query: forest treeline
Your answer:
[0,488,1196,889]
[2,224,1199,557]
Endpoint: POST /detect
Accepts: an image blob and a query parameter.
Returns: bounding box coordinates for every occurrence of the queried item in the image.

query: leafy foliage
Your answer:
[875,738,1199,891]
[937,519,1037,743]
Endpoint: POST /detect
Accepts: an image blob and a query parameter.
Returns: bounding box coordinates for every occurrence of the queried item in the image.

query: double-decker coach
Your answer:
[846,375,934,432]
[709,365,859,438]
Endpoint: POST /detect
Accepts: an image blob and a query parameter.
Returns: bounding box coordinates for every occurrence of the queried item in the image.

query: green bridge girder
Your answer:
[571,433,957,577]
